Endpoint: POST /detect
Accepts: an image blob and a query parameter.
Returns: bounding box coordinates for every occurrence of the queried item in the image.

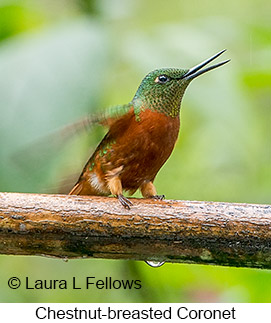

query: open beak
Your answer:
[182,49,230,80]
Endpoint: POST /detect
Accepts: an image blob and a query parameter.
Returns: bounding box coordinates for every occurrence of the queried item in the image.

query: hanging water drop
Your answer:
[145,261,165,268]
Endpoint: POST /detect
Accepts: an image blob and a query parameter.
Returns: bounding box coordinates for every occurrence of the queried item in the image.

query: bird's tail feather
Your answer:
[68,182,83,195]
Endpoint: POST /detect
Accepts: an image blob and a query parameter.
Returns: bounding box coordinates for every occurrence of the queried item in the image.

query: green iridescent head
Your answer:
[133,68,190,117]
[133,50,230,117]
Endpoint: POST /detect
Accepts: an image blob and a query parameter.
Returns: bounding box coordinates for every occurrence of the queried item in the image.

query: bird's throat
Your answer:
[133,83,188,118]
[141,95,182,118]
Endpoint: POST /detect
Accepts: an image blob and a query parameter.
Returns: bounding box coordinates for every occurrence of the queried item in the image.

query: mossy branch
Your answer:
[0,192,271,269]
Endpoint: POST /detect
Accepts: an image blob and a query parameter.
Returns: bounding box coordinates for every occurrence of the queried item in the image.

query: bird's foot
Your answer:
[151,194,165,200]
[117,194,133,209]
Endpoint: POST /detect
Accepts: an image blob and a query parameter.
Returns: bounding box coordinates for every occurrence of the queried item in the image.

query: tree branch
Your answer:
[0,192,271,269]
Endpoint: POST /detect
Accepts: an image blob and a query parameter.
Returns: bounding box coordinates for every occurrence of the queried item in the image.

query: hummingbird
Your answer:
[69,50,230,209]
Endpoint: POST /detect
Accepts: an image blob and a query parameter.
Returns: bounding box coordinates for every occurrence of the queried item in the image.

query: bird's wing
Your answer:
[12,103,134,166]
[94,103,134,127]
[56,102,133,138]
[11,102,135,194]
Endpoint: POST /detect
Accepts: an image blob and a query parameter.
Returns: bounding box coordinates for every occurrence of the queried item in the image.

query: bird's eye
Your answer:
[155,74,171,84]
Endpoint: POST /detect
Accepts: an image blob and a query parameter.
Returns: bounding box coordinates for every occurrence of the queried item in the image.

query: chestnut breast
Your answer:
[107,109,180,189]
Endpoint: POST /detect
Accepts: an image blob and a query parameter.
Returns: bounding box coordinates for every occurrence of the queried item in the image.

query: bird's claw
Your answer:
[118,194,133,209]
[152,194,165,200]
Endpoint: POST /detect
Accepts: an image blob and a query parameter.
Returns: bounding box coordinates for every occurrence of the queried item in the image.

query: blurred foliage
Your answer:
[0,0,271,302]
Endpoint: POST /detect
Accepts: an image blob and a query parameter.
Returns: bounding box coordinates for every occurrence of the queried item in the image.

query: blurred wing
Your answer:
[94,103,133,127]
[46,102,134,140]
[14,102,134,157]
[11,103,134,193]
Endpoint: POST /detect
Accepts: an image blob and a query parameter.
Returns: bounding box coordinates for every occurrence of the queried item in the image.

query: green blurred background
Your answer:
[0,0,271,302]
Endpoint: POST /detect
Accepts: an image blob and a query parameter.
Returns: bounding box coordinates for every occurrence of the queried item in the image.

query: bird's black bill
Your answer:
[182,49,230,80]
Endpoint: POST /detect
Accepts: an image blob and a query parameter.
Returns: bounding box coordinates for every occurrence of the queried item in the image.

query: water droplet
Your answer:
[145,261,165,268]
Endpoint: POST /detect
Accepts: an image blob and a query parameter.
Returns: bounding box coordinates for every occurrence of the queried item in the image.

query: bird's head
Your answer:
[133,49,230,117]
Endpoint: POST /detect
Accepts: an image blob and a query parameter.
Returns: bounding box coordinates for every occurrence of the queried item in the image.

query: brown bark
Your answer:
[0,192,271,269]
